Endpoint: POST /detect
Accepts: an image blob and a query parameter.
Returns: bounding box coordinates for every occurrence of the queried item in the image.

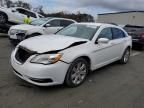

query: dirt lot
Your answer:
[0,37,144,108]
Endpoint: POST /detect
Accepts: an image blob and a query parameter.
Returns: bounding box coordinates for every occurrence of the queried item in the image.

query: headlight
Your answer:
[10,29,27,35]
[30,53,63,65]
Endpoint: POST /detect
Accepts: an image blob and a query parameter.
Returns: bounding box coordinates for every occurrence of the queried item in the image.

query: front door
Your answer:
[44,20,63,34]
[91,27,117,69]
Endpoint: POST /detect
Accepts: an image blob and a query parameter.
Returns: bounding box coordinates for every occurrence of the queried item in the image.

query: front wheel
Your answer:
[120,48,130,64]
[65,58,89,87]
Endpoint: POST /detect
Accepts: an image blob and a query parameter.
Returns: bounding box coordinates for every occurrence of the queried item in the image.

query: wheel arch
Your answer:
[30,32,42,35]
[64,55,91,87]
[80,56,91,70]
[26,32,42,38]
[127,46,131,50]
[70,56,91,71]
[0,11,8,19]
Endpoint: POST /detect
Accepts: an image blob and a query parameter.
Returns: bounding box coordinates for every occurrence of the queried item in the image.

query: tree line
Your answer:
[0,0,94,22]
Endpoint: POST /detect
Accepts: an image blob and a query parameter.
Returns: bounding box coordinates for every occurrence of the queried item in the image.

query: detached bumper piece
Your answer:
[29,77,53,83]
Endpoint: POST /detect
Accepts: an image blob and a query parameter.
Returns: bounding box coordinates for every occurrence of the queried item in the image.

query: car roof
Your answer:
[42,17,77,22]
[12,7,42,15]
[76,23,124,29]
[77,22,117,26]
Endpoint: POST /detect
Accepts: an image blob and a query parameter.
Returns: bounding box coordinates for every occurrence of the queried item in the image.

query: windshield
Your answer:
[56,24,99,40]
[30,18,52,26]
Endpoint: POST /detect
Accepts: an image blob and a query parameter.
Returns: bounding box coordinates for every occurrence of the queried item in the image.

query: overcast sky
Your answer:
[11,0,144,16]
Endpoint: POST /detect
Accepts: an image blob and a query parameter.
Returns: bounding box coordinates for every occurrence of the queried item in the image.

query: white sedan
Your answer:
[8,17,76,45]
[11,23,132,87]
[0,7,43,24]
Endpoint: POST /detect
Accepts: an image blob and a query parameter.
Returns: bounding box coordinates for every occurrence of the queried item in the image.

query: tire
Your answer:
[0,12,8,24]
[9,39,19,46]
[65,58,89,87]
[120,47,130,64]
[26,33,41,39]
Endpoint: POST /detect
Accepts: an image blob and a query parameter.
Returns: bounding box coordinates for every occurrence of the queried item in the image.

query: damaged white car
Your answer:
[11,23,132,87]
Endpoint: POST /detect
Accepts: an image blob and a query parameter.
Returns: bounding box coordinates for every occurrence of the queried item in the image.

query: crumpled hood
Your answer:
[18,35,88,53]
[10,24,41,31]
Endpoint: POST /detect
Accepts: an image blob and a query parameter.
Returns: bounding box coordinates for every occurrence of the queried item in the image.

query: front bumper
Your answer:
[9,33,27,44]
[9,38,21,45]
[11,51,70,86]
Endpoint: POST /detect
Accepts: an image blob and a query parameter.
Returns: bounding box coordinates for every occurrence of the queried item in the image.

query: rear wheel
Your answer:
[65,58,89,87]
[120,48,130,64]
[0,12,7,24]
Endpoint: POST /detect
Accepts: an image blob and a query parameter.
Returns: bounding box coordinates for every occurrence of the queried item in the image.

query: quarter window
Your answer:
[112,28,126,39]
[98,28,112,40]
[25,11,37,18]
[16,8,26,15]
[48,20,60,27]
[60,20,74,27]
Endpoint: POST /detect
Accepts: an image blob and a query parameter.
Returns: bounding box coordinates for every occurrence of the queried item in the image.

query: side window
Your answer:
[48,20,60,27]
[24,10,37,18]
[98,28,112,40]
[16,8,36,18]
[16,8,26,15]
[112,28,126,39]
[60,20,74,27]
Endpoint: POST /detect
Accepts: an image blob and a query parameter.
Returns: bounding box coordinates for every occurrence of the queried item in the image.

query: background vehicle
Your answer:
[11,23,132,87]
[0,7,43,24]
[8,17,76,45]
[124,25,144,50]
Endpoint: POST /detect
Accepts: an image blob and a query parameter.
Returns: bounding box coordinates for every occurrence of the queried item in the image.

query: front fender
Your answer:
[60,43,92,63]
[27,29,44,36]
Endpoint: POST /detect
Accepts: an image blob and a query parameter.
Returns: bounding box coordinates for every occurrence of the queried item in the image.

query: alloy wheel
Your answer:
[124,49,130,63]
[71,62,87,85]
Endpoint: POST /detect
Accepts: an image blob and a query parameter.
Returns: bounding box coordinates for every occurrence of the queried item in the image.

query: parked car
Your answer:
[8,17,76,45]
[11,23,132,87]
[0,7,43,24]
[124,25,144,50]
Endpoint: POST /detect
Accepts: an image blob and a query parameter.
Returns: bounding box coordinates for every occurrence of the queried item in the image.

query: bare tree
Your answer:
[33,5,45,15]
[5,0,12,8]
[14,1,31,9]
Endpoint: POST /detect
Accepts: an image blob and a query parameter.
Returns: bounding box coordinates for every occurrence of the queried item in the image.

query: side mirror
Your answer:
[97,38,109,44]
[45,24,51,27]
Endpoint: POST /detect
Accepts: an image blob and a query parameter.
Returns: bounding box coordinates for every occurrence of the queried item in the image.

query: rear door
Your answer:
[111,27,127,57]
